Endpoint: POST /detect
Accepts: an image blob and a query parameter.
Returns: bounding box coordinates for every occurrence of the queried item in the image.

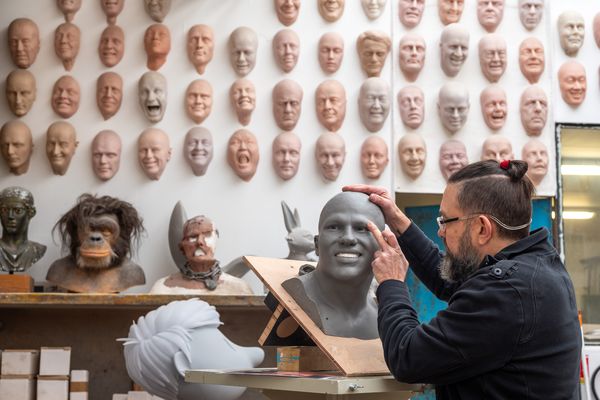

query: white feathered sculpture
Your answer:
[121,298,264,400]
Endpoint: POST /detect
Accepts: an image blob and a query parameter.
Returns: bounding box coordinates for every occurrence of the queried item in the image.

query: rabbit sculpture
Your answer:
[281,201,316,261]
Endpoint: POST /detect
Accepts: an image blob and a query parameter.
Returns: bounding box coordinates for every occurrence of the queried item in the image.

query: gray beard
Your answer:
[439,228,482,283]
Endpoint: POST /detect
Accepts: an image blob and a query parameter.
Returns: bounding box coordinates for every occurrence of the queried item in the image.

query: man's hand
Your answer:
[343,184,411,235]
[367,221,409,284]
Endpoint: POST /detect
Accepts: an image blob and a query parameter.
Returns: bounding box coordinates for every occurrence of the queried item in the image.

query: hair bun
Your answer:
[506,159,528,181]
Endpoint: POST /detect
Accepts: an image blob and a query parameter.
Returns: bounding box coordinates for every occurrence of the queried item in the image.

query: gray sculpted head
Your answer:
[437,82,469,134]
[138,71,167,123]
[557,10,585,57]
[358,77,391,133]
[229,27,258,77]
[144,0,172,22]
[184,127,213,177]
[439,24,469,78]
[519,0,543,31]
[361,0,387,20]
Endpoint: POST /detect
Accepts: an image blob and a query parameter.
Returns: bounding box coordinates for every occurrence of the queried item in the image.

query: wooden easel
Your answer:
[244,256,389,376]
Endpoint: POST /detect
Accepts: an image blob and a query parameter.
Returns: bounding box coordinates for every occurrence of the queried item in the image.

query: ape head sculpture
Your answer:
[46,194,145,293]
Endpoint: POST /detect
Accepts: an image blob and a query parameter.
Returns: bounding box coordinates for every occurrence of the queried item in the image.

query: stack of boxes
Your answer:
[37,347,71,400]
[0,349,39,400]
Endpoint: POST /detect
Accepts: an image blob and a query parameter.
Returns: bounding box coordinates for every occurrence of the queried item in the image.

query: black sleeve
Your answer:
[397,223,459,301]
[376,275,523,385]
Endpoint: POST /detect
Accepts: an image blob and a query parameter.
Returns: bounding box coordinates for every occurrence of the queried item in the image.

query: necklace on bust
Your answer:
[180,260,222,290]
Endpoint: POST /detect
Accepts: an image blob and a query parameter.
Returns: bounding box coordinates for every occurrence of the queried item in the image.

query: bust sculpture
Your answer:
[520,85,547,136]
[437,82,469,134]
[478,34,506,83]
[272,131,301,181]
[315,132,345,181]
[398,85,424,130]
[360,135,389,180]
[481,135,513,162]
[97,72,123,120]
[0,121,33,176]
[361,0,386,20]
[98,25,125,67]
[144,0,172,22]
[477,0,504,32]
[138,71,167,123]
[187,24,214,75]
[5,69,36,117]
[273,79,303,131]
[398,33,426,82]
[439,139,468,181]
[519,37,544,84]
[185,79,213,125]
[521,138,548,187]
[91,130,122,181]
[273,29,300,73]
[398,132,426,180]
[57,0,82,22]
[558,61,587,107]
[0,187,46,274]
[144,23,171,71]
[229,78,256,126]
[282,191,384,339]
[100,0,124,25]
[46,121,78,176]
[480,84,507,131]
[51,75,80,119]
[54,22,80,71]
[184,127,213,177]
[438,0,464,25]
[557,10,585,57]
[318,32,344,74]
[8,18,40,69]
[358,77,391,133]
[318,0,345,22]
[398,0,424,28]
[440,23,469,78]
[356,31,391,78]
[519,0,543,31]
[228,27,258,77]
[315,80,346,132]
[227,129,259,182]
[275,0,301,26]
[137,128,171,181]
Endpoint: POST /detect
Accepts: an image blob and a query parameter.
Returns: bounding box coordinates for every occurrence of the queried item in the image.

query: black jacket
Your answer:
[376,224,581,399]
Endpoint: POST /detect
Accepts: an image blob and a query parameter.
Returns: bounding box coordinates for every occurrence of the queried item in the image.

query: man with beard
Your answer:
[343,159,580,399]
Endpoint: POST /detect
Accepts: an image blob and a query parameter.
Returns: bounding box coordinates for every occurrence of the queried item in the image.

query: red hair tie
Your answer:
[500,159,510,170]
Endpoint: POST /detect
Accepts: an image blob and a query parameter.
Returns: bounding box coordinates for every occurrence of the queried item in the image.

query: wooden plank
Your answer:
[244,256,389,376]
[0,275,33,293]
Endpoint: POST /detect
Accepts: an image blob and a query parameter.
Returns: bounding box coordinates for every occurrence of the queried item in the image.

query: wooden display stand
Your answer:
[244,256,389,376]
[0,275,33,293]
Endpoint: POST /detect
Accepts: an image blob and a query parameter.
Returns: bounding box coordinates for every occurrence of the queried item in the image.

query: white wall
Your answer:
[0,1,393,292]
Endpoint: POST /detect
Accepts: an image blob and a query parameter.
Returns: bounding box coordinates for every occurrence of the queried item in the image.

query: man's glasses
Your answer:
[436,215,478,231]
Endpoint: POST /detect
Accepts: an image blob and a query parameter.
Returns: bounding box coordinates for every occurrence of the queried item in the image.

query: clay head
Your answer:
[519,0,543,31]
[558,61,587,107]
[144,0,172,22]
[96,72,123,120]
[138,71,167,123]
[521,138,548,187]
[144,24,171,71]
[8,18,40,69]
[137,128,171,180]
[398,33,426,82]
[0,120,33,175]
[229,27,258,77]
[480,84,507,131]
[439,139,468,180]
[318,0,345,22]
[179,216,218,269]
[439,23,469,78]
[437,82,469,134]
[318,32,344,74]
[360,135,388,180]
[54,22,80,71]
[398,85,424,130]
[272,131,301,180]
[315,79,346,132]
[477,0,504,32]
[519,37,544,84]
[361,0,387,20]
[358,77,391,133]
[315,132,346,181]
[91,130,121,181]
[273,79,303,131]
[275,0,301,26]
[356,31,391,78]
[100,0,125,25]
[98,25,125,67]
[273,29,300,73]
[438,0,464,25]
[594,13,600,48]
[558,10,585,56]
[229,78,256,126]
[519,85,547,136]
[51,75,80,119]
[398,132,426,180]
[481,135,513,162]
[57,0,82,22]
[5,70,36,117]
[184,127,213,176]
[187,25,214,75]
[398,0,424,28]
[46,121,78,176]
[227,129,260,182]
[478,34,506,83]
[185,79,213,124]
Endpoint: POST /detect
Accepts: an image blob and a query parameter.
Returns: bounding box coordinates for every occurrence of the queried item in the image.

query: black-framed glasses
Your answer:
[436,215,478,231]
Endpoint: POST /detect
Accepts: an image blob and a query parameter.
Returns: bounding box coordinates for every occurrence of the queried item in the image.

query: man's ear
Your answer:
[475,215,493,246]
[314,235,319,257]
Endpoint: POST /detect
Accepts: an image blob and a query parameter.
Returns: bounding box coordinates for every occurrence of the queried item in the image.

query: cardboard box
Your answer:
[1,349,39,375]
[0,376,35,400]
[70,392,88,400]
[111,395,128,400]
[37,375,69,400]
[39,347,71,376]
[70,369,88,393]
[276,346,337,372]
